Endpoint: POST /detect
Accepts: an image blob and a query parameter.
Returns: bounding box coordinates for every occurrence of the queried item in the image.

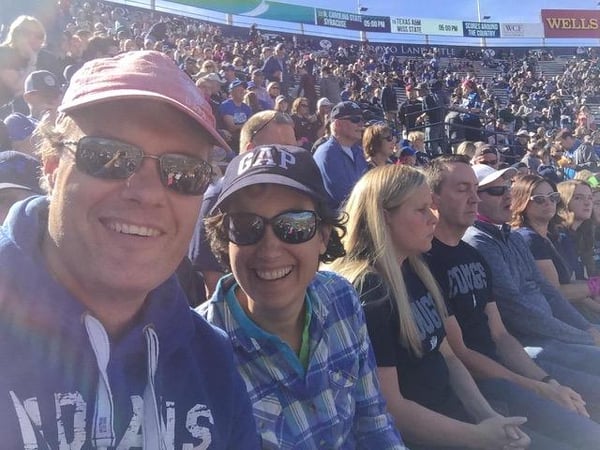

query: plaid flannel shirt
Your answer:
[199,271,405,450]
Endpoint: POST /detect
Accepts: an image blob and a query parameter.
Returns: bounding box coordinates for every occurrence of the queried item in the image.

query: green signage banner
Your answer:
[168,0,315,23]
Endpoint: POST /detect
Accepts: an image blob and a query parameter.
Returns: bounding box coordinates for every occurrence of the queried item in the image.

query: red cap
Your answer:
[59,51,229,151]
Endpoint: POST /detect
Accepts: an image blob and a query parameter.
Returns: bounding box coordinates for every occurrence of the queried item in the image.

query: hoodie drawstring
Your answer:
[84,314,116,449]
[84,316,166,449]
[143,325,166,450]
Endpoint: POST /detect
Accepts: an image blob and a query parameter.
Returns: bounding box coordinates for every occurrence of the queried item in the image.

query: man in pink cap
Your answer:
[0,51,260,449]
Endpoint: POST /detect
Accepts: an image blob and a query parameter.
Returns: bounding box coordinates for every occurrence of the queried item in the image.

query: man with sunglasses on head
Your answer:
[313,101,368,210]
[462,163,600,420]
[424,156,600,448]
[0,51,260,448]
[189,110,297,298]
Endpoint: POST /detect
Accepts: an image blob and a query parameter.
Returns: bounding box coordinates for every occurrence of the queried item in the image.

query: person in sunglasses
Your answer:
[313,101,368,210]
[511,175,600,321]
[463,165,600,420]
[362,122,397,169]
[0,51,260,448]
[424,158,600,448]
[199,144,405,449]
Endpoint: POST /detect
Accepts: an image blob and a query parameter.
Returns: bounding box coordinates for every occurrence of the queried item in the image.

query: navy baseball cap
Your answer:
[3,113,36,142]
[330,101,362,120]
[211,145,329,213]
[229,79,247,92]
[0,151,43,193]
[24,70,61,95]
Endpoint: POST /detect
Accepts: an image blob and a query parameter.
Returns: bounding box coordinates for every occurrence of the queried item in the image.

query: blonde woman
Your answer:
[330,165,529,450]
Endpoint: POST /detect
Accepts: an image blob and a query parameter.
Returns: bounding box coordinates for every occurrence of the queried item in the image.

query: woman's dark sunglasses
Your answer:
[339,116,363,124]
[478,185,511,197]
[530,192,560,204]
[61,136,213,196]
[225,210,320,246]
[382,135,395,142]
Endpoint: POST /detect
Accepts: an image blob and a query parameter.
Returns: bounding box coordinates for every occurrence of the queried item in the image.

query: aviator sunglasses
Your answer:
[530,192,560,205]
[61,136,214,195]
[478,185,511,197]
[225,210,320,246]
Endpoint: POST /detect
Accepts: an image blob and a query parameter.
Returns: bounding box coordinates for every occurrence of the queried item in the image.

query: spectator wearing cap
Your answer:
[3,112,36,155]
[472,143,499,169]
[219,64,237,96]
[22,70,62,121]
[315,97,332,140]
[0,151,42,222]
[313,101,368,210]
[249,69,269,107]
[521,140,543,174]
[397,84,423,137]
[189,110,297,298]
[463,164,600,420]
[265,81,280,109]
[199,144,405,450]
[218,79,252,153]
[505,128,530,165]
[274,95,288,113]
[0,50,259,448]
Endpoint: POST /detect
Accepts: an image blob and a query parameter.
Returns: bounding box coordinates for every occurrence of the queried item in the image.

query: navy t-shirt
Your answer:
[355,263,453,411]
[515,227,572,284]
[426,238,497,360]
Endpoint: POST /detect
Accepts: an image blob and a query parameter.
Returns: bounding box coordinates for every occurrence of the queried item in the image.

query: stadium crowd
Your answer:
[1,0,600,448]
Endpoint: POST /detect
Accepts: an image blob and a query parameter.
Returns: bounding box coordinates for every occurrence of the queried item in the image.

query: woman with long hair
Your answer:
[330,165,529,450]
[510,175,600,319]
[290,96,318,151]
[363,122,397,168]
[556,180,596,279]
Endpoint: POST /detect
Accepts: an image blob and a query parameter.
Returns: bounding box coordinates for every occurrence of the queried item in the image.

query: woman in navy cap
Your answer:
[199,144,405,449]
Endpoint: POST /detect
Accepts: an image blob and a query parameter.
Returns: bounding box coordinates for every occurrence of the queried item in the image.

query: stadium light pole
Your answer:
[357,1,368,42]
[476,0,490,47]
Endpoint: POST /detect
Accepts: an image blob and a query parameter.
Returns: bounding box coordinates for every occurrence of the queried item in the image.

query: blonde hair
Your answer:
[455,141,476,158]
[329,165,446,357]
[556,179,592,228]
[407,130,425,144]
[1,16,45,47]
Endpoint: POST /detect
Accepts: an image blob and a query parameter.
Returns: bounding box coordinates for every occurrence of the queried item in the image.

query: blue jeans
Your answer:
[478,378,600,449]
[529,340,600,422]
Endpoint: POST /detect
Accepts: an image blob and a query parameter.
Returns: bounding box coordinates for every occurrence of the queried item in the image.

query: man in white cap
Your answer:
[0,50,259,448]
[462,163,600,420]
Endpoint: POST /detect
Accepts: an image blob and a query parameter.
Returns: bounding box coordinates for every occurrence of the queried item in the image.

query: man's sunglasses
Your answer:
[338,116,363,124]
[530,192,560,205]
[225,210,320,246]
[61,136,213,196]
[481,159,498,167]
[478,185,511,197]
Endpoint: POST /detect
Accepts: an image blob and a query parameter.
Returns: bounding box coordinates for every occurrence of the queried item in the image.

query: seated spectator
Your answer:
[424,156,600,448]
[290,97,318,151]
[363,122,396,168]
[265,81,280,109]
[200,145,404,449]
[331,165,530,450]
[471,143,499,169]
[313,101,368,210]
[3,112,36,155]
[463,164,600,419]
[218,79,252,153]
[521,140,543,174]
[0,150,42,222]
[511,175,600,321]
[555,180,596,280]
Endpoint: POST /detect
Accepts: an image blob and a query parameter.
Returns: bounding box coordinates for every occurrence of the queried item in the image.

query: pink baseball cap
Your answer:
[59,50,230,151]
